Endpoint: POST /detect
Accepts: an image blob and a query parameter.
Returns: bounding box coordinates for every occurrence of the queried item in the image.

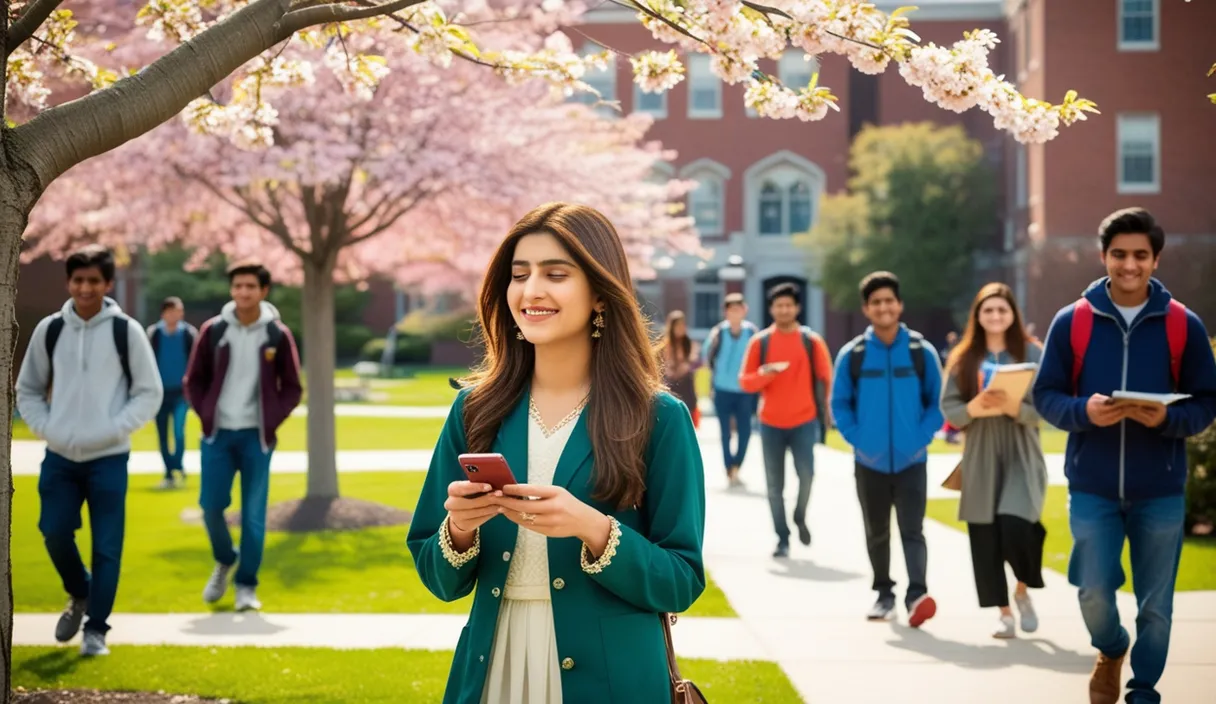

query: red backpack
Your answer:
[1069,298,1188,393]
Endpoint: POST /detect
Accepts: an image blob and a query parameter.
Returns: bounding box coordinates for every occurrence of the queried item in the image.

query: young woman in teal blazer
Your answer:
[407,203,707,704]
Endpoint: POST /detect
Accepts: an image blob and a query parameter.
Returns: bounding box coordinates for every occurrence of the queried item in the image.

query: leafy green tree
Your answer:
[805,122,996,314]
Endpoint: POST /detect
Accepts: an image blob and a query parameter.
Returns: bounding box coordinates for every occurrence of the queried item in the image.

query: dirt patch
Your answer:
[226,496,412,532]
[12,689,230,703]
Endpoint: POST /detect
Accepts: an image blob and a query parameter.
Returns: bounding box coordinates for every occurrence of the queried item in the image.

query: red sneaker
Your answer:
[908,595,937,628]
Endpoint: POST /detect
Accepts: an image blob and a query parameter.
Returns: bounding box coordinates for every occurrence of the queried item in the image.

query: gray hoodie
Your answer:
[215,299,280,431]
[16,298,164,463]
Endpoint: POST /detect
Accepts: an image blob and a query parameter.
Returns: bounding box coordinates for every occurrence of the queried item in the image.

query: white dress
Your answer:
[480,408,580,704]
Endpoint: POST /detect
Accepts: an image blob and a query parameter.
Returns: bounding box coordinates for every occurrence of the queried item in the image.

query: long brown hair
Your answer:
[660,310,692,365]
[946,282,1033,401]
[459,203,663,509]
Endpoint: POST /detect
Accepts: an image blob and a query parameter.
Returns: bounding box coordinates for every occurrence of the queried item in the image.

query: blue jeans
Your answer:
[760,421,819,546]
[38,451,129,635]
[1068,491,1186,704]
[156,388,188,476]
[713,390,755,473]
[200,429,273,588]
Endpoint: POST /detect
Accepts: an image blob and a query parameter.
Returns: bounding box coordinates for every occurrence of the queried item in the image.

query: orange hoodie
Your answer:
[739,327,833,429]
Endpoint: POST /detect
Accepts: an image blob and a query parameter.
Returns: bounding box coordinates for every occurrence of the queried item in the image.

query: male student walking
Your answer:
[185,261,302,612]
[740,283,833,558]
[830,271,944,627]
[1033,208,1216,704]
[16,245,163,656]
[703,293,759,487]
[148,296,198,489]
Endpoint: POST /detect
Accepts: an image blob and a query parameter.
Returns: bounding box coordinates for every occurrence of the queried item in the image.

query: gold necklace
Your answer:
[529,393,589,438]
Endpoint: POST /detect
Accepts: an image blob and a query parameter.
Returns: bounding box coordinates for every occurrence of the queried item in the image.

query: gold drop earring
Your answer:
[591,311,605,338]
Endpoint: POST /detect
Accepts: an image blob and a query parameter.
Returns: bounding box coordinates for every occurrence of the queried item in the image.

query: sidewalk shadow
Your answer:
[885,622,1093,673]
[769,558,864,583]
[182,612,289,637]
[16,648,80,681]
[717,486,768,500]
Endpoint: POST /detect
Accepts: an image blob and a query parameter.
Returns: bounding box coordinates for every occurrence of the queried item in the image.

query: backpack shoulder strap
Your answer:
[266,320,285,349]
[847,334,867,384]
[1069,298,1094,394]
[1165,299,1188,388]
[706,322,724,370]
[208,318,229,353]
[45,314,65,390]
[757,329,772,364]
[112,316,132,391]
[906,330,926,381]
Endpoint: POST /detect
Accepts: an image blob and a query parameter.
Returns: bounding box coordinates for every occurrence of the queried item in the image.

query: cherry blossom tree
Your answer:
[24,30,699,500]
[2,0,1102,685]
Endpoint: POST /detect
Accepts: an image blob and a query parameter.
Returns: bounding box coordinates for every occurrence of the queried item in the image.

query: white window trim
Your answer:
[1116,113,1161,195]
[1117,0,1159,52]
[633,83,667,118]
[686,54,723,119]
[679,159,731,238]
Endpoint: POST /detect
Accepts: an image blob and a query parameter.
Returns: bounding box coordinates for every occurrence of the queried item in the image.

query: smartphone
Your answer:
[458,453,518,498]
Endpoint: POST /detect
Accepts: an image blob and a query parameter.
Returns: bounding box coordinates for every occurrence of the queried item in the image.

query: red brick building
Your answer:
[19,0,1215,355]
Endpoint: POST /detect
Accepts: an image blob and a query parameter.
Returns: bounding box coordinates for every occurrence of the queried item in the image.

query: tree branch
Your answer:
[279,0,428,36]
[345,186,431,245]
[8,0,68,56]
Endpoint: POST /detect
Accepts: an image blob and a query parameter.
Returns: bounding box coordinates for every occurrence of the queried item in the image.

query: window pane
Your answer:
[759,183,783,235]
[788,182,812,234]
[688,54,720,113]
[636,89,664,112]
[692,87,719,111]
[690,179,722,234]
[1121,0,1154,42]
[1122,143,1155,184]
[694,291,721,330]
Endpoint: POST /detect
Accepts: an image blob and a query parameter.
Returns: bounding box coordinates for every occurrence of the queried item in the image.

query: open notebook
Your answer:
[970,362,1038,418]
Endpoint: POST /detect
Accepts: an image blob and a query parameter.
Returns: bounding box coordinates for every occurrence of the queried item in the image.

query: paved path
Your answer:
[11,411,1215,702]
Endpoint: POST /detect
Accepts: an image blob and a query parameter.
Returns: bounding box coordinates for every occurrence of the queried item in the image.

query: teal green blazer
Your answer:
[406,388,706,704]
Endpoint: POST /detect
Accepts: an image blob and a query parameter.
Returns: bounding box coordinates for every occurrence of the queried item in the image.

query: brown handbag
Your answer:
[941,461,963,491]
[660,613,708,703]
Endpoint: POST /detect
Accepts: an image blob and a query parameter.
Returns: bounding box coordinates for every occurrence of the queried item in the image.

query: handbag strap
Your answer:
[660,612,683,686]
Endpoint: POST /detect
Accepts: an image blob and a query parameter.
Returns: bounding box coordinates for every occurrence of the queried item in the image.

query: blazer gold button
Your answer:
[480,655,485,662]
[492,587,501,597]
[561,657,574,670]
[552,578,565,590]
[502,551,511,561]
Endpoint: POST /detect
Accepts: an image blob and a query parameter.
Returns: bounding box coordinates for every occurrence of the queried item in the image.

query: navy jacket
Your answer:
[830,325,944,473]
[1033,278,1216,501]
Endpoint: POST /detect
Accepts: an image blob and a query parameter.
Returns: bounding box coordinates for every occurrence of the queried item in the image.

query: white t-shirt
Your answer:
[1114,301,1147,327]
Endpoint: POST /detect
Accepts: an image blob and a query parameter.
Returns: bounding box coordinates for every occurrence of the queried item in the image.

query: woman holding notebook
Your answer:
[941,283,1048,639]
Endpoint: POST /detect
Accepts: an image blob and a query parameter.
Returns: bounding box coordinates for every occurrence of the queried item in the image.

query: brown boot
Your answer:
[1089,650,1126,704]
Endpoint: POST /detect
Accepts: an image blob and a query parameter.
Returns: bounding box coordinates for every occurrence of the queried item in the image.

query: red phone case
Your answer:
[458,453,517,492]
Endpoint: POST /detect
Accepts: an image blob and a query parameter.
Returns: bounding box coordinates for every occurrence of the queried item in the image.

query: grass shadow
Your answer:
[16,648,81,681]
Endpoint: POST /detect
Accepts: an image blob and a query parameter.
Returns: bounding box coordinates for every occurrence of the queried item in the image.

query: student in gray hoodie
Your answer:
[184,261,302,612]
[16,245,163,657]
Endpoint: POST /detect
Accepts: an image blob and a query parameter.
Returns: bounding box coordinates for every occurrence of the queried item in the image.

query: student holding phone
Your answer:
[940,283,1048,640]
[407,203,706,704]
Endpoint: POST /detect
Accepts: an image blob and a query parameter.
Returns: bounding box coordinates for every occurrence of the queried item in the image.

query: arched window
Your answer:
[788,181,813,234]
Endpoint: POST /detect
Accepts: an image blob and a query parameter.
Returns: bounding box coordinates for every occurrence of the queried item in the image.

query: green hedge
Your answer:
[1185,337,1216,536]
[360,335,432,364]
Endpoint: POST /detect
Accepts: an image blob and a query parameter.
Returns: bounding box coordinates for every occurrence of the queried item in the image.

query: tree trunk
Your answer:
[301,260,339,499]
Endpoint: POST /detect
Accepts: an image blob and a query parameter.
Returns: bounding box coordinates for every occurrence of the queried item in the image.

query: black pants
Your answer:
[855,462,928,608]
[967,515,1047,608]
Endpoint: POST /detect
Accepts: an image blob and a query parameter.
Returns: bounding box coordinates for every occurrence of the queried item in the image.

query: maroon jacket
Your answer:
[183,316,303,449]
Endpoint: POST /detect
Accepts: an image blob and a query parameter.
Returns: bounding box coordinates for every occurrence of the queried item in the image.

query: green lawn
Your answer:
[12,646,803,703]
[927,486,1216,592]
[13,472,735,618]
[11,414,444,452]
[331,366,464,406]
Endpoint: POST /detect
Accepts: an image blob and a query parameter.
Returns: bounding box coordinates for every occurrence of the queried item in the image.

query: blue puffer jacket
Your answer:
[830,325,944,473]
[1033,278,1216,501]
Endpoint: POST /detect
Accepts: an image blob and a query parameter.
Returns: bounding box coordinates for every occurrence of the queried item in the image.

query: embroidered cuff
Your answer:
[439,515,480,569]
[580,516,621,574]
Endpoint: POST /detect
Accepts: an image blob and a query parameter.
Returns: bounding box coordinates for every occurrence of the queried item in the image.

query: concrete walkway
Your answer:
[11,414,1215,702]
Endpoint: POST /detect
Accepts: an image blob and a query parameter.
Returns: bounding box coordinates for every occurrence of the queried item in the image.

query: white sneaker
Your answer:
[157,477,176,490]
[80,630,109,656]
[234,585,262,612]
[203,563,233,604]
[992,614,1016,639]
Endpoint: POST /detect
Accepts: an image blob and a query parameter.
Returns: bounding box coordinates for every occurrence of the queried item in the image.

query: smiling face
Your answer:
[1102,232,1158,302]
[230,273,268,313]
[67,266,113,318]
[977,295,1014,337]
[862,286,903,331]
[507,232,601,347]
[769,294,800,328]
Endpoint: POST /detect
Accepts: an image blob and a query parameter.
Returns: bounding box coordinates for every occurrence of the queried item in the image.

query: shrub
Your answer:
[360,334,432,364]
[1185,337,1216,536]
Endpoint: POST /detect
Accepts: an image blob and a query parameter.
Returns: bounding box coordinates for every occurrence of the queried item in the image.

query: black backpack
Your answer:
[845,330,929,406]
[756,326,831,437]
[45,314,131,393]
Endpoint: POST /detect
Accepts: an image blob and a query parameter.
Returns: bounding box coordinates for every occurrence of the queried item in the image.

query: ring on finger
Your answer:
[519,511,536,523]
